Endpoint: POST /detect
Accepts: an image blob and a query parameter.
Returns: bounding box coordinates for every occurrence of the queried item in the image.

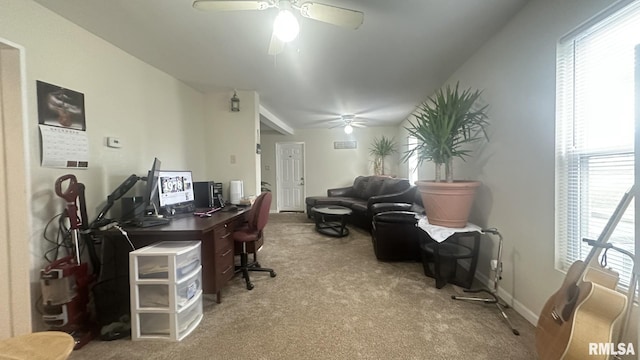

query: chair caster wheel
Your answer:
[246,282,254,290]
[255,262,261,267]
[270,271,277,278]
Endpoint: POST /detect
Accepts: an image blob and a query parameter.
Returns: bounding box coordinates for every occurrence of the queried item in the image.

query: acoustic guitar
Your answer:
[536,188,634,360]
[536,261,627,359]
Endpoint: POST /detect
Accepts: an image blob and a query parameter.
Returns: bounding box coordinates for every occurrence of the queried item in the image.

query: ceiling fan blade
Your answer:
[351,123,366,128]
[328,124,344,129]
[298,2,364,29]
[268,30,285,55]
[193,0,271,12]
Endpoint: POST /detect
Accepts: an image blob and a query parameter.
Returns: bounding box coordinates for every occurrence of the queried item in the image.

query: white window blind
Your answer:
[556,0,640,291]
[407,136,418,185]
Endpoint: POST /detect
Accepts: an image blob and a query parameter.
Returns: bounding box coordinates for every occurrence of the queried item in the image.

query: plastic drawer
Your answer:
[136,268,202,310]
[133,241,201,282]
[176,296,203,340]
[176,268,202,308]
[135,292,203,341]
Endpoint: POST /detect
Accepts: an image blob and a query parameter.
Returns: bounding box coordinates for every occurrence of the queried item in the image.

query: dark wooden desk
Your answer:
[98,208,249,321]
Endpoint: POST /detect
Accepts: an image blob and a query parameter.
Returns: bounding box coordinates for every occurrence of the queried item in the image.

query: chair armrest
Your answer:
[370,203,414,215]
[367,186,417,209]
[328,186,355,197]
[373,210,420,224]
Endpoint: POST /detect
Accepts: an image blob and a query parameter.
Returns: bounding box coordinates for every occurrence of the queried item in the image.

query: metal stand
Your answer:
[451,228,520,335]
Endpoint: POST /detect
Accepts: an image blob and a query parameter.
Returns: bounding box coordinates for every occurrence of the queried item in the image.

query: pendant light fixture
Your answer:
[231,90,240,112]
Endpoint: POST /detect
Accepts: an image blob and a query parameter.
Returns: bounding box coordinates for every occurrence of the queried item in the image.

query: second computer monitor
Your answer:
[157,170,195,215]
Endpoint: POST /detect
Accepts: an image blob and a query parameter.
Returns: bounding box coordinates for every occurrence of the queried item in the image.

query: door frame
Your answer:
[275,142,306,212]
[0,38,32,338]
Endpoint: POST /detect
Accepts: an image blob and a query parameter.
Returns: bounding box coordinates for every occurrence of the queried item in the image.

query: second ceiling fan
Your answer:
[193,0,364,55]
[328,114,366,134]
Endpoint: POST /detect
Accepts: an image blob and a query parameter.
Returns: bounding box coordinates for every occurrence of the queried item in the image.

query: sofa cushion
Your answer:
[362,176,385,199]
[380,178,410,195]
[348,200,368,213]
[306,196,346,207]
[352,176,370,199]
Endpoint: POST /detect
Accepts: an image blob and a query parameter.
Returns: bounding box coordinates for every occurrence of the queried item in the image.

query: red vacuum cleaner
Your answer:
[40,174,98,349]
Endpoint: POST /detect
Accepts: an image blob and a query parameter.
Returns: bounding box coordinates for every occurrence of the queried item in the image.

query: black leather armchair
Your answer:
[371,211,421,261]
[369,190,425,261]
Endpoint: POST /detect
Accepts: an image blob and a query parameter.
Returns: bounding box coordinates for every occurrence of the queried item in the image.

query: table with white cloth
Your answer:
[416,217,483,289]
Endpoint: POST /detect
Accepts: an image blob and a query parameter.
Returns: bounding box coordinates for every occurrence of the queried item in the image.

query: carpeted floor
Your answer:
[69,213,537,360]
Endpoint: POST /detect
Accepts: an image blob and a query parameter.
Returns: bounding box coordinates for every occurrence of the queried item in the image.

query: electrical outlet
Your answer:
[490,259,498,271]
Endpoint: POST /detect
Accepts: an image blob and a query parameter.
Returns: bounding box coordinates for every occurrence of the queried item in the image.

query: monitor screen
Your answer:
[144,157,161,215]
[157,170,195,208]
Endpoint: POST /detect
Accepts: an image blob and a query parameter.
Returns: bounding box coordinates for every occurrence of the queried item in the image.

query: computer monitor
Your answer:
[143,157,161,216]
[157,170,195,214]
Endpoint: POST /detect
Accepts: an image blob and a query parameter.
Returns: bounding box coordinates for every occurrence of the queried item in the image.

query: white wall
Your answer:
[0,0,209,330]
[261,126,404,210]
[423,0,617,323]
[205,90,261,200]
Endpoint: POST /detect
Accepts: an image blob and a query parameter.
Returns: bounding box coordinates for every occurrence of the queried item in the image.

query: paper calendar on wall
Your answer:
[36,81,89,169]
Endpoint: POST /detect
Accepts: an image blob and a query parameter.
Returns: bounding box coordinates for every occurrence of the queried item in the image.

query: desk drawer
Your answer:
[211,222,235,284]
[216,243,234,283]
[213,224,233,254]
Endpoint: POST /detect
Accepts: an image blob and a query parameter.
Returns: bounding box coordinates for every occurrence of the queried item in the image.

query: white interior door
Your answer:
[276,142,305,212]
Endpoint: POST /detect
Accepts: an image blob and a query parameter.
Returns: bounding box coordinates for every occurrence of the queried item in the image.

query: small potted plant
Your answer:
[402,82,489,228]
[369,135,397,176]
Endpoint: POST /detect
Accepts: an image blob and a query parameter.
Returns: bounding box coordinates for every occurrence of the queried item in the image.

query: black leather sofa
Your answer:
[305,175,415,230]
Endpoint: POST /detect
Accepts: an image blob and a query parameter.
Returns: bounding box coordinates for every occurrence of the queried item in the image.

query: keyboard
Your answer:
[134,216,171,228]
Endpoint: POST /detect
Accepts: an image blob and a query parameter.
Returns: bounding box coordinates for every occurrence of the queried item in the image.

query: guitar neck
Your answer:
[580,186,635,277]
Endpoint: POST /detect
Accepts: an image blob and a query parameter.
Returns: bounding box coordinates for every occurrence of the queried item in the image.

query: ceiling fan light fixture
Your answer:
[344,124,353,134]
[274,8,299,42]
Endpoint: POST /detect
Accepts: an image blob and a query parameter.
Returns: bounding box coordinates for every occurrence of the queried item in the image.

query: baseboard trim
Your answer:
[474,270,540,326]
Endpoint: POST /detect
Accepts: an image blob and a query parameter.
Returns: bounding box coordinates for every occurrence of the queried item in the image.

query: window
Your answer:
[407,136,418,185]
[555,0,640,291]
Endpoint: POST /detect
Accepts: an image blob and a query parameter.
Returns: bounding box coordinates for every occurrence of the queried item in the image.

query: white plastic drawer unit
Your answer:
[129,241,203,341]
[131,241,201,282]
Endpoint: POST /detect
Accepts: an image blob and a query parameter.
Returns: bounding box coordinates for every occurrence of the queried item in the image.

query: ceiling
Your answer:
[33,0,529,131]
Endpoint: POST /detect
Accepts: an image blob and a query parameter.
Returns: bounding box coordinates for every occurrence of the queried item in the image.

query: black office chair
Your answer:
[233,192,276,290]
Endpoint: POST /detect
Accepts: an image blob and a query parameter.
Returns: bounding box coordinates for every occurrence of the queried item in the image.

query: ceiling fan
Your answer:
[327,114,366,134]
[192,0,364,55]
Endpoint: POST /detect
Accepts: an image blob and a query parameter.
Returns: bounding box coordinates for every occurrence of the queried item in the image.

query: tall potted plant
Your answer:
[369,135,397,176]
[402,82,489,228]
